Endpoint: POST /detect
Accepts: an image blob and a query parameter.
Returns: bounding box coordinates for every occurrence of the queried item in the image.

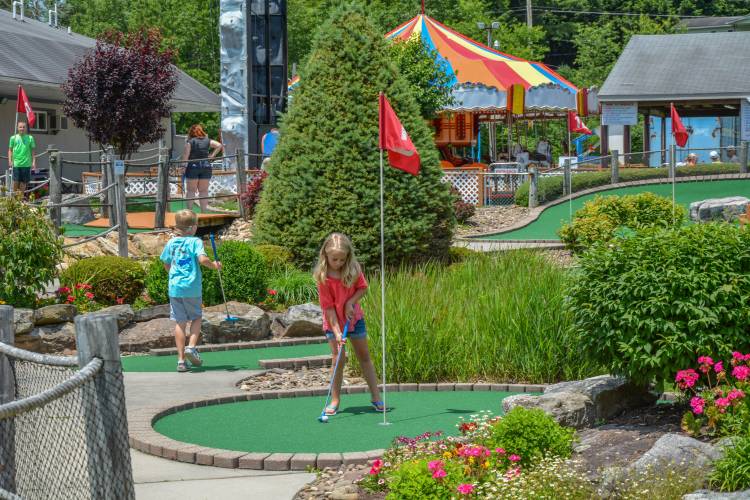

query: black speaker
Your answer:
[247,0,287,166]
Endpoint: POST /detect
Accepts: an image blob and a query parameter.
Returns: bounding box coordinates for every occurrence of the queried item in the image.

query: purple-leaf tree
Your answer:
[62,29,178,159]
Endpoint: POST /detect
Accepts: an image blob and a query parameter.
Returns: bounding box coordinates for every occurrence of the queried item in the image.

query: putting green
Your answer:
[486,179,750,241]
[154,390,515,453]
[121,343,329,373]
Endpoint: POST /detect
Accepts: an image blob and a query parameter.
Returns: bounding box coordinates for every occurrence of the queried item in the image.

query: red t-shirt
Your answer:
[317,273,368,332]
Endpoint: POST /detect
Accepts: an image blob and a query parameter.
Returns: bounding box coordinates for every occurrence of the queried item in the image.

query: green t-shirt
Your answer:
[8,134,35,168]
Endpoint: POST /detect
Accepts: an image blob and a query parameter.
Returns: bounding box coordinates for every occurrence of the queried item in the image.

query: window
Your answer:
[29,111,48,133]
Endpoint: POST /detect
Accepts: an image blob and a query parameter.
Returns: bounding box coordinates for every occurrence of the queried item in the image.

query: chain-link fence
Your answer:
[0,308,134,500]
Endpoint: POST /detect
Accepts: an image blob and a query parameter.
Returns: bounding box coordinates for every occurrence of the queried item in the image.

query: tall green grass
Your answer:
[358,251,601,384]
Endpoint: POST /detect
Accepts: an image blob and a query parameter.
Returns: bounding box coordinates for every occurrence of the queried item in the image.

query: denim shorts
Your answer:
[185,161,212,180]
[12,167,31,183]
[170,297,202,322]
[325,319,367,340]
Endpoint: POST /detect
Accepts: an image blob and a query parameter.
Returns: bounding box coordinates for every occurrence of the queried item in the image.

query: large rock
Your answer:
[204,301,260,316]
[93,304,135,330]
[133,304,171,323]
[544,375,657,420]
[34,304,77,326]
[60,193,96,225]
[28,322,77,353]
[132,232,172,257]
[689,196,750,222]
[119,318,175,352]
[278,303,324,337]
[503,391,595,429]
[683,490,750,499]
[14,308,34,335]
[631,433,721,472]
[201,305,270,344]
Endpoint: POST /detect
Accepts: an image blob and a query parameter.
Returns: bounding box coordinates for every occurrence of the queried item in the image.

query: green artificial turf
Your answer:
[153,390,516,453]
[486,179,750,241]
[121,343,330,373]
[62,224,153,237]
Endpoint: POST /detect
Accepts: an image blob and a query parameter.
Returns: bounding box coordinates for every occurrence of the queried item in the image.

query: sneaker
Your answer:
[185,347,202,367]
[177,361,190,373]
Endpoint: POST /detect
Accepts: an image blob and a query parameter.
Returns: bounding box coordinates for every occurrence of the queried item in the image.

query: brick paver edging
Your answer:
[458,172,750,242]
[128,382,547,471]
[258,354,331,370]
[148,336,327,356]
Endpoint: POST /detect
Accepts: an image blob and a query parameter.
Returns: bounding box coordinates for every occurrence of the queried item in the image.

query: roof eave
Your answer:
[599,93,750,102]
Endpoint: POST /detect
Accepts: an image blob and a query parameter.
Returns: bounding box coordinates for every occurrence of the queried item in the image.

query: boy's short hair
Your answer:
[174,209,198,231]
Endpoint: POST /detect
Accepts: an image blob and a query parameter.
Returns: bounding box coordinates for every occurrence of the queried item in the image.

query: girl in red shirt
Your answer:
[314,233,384,416]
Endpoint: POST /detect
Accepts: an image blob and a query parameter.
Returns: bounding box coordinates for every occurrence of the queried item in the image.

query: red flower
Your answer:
[58,286,71,294]
[66,295,75,303]
[116,297,125,305]
[85,292,95,300]
[75,284,84,290]
[267,289,278,296]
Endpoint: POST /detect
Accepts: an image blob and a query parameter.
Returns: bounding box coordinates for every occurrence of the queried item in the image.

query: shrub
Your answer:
[61,256,145,305]
[239,170,268,218]
[217,241,268,303]
[252,4,455,268]
[385,458,465,499]
[447,246,479,263]
[451,186,475,224]
[145,255,223,306]
[476,457,595,499]
[487,407,574,467]
[0,197,62,308]
[254,244,293,273]
[559,192,684,252]
[267,268,317,306]
[567,223,750,387]
[711,435,750,492]
[514,163,741,207]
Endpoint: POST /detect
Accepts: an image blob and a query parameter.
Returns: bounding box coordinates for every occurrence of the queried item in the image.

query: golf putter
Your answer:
[318,320,350,423]
[209,233,238,322]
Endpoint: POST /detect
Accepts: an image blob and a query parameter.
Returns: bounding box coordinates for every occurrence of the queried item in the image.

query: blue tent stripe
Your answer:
[420,17,458,86]
[531,63,576,92]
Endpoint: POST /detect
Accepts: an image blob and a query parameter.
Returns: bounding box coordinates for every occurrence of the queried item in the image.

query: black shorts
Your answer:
[185,161,212,180]
[12,167,31,183]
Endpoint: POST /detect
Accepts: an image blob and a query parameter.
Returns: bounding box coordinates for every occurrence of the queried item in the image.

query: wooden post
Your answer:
[75,313,135,500]
[476,171,485,207]
[528,166,538,208]
[0,305,16,493]
[154,145,169,229]
[600,125,609,170]
[48,146,62,229]
[643,114,651,166]
[611,149,620,184]
[235,148,247,218]
[563,159,571,196]
[740,141,749,175]
[661,115,667,165]
[623,125,631,165]
[115,159,128,257]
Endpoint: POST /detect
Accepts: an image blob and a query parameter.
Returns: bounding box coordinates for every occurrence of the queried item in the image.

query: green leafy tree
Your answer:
[253,3,455,268]
[495,23,550,61]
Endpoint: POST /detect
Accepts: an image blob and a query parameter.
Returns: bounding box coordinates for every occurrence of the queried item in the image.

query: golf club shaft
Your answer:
[320,322,349,415]
[209,234,232,319]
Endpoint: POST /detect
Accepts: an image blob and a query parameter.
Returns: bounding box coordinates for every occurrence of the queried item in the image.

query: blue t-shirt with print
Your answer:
[160,236,206,298]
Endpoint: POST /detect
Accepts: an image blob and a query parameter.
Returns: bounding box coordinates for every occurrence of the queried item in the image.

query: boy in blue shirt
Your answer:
[160,210,221,372]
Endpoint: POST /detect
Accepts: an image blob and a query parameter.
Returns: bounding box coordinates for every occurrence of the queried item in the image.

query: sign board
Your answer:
[114,159,125,176]
[742,98,750,141]
[558,156,578,169]
[601,103,638,126]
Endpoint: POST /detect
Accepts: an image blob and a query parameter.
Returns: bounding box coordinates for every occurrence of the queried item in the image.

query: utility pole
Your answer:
[526,0,533,28]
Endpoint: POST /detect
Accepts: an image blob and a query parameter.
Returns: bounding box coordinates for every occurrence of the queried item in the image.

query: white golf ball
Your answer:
[320,415,329,423]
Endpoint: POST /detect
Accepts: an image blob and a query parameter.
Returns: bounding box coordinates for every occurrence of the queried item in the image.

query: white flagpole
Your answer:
[379,146,389,426]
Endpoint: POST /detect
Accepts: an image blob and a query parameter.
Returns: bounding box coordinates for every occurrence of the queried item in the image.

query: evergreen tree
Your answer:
[253,3,455,269]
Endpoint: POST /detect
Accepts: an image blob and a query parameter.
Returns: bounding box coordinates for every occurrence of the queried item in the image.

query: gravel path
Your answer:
[455,205,530,238]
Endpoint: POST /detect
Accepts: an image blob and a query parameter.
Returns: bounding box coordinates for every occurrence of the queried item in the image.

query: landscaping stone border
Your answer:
[147,336,327,356]
[258,354,331,370]
[128,382,547,471]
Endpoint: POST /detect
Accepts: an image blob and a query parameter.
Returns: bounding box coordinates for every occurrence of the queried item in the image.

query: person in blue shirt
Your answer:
[261,127,280,158]
[160,210,221,372]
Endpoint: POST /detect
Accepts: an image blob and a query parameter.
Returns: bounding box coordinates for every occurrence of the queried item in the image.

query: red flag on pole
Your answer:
[567,111,591,135]
[671,103,688,147]
[16,85,36,128]
[379,93,420,175]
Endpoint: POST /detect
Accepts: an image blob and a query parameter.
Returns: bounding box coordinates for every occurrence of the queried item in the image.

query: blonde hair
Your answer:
[313,233,361,287]
[174,209,198,234]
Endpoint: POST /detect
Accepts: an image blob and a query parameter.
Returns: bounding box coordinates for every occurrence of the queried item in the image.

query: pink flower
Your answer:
[716,397,731,413]
[698,356,714,365]
[509,454,521,463]
[432,468,447,479]
[495,448,506,455]
[66,295,75,303]
[372,459,383,468]
[504,467,521,480]
[732,351,745,361]
[58,286,71,294]
[369,466,380,475]
[457,483,474,495]
[675,369,700,389]
[116,297,125,305]
[690,396,705,415]
[715,361,724,373]
[84,292,94,300]
[728,389,745,401]
[427,460,443,472]
[732,365,750,381]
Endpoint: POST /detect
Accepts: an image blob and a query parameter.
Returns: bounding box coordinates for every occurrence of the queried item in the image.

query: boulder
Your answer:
[683,490,750,499]
[278,303,324,337]
[689,196,750,222]
[502,391,595,429]
[201,305,270,344]
[60,193,96,225]
[29,322,77,353]
[544,375,657,420]
[133,304,171,323]
[15,332,41,352]
[93,304,135,330]
[631,433,721,472]
[34,304,77,326]
[204,301,259,316]
[14,308,34,335]
[119,318,175,352]
[132,232,172,257]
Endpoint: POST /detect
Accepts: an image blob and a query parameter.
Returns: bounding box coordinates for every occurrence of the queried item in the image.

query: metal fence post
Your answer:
[48,146,62,229]
[75,313,135,500]
[611,149,620,184]
[740,141,749,174]
[154,145,169,229]
[0,305,16,493]
[4,166,11,197]
[563,159,571,196]
[528,166,538,208]
[235,148,247,218]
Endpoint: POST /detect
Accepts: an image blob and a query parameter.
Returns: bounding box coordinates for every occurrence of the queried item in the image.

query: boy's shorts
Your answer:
[12,167,31,183]
[325,319,367,340]
[169,297,202,322]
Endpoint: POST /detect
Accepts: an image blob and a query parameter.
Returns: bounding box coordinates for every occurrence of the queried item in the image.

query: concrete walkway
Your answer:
[124,369,314,500]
